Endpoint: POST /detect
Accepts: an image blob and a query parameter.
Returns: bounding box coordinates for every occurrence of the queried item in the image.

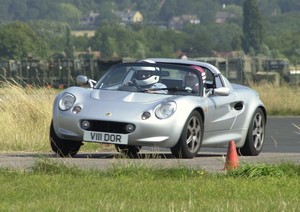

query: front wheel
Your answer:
[171,110,203,158]
[239,108,266,156]
[50,121,82,157]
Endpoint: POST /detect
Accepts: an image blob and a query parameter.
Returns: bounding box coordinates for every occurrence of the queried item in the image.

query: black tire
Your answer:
[239,108,266,156]
[115,144,141,158]
[171,110,203,158]
[50,121,82,157]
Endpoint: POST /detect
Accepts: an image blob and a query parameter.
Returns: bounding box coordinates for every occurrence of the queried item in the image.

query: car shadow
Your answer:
[6,151,225,159]
[74,152,225,159]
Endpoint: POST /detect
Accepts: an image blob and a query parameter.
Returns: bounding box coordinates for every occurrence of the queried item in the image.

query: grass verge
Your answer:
[0,81,107,152]
[0,81,54,151]
[251,83,300,115]
[0,159,299,211]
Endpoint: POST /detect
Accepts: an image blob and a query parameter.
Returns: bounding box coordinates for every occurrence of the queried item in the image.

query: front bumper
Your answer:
[52,111,183,148]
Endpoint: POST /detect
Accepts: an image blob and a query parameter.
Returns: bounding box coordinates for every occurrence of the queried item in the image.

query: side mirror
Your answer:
[76,75,88,85]
[76,75,96,88]
[214,87,230,96]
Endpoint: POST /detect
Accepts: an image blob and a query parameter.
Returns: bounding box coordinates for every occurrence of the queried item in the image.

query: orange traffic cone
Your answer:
[224,140,239,170]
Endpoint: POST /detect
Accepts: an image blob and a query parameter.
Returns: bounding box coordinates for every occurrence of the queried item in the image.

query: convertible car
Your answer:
[50,58,267,158]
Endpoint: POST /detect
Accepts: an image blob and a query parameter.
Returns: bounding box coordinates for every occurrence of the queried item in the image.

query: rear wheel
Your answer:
[50,121,82,157]
[115,145,141,158]
[171,110,203,158]
[239,108,266,156]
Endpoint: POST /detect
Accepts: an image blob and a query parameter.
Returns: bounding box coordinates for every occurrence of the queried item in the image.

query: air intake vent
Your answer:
[234,102,244,111]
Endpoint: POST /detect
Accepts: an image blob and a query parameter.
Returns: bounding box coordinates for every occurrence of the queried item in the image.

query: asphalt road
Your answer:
[0,116,299,172]
[263,116,300,153]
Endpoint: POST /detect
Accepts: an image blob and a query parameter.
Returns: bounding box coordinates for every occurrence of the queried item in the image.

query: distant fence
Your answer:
[1,57,300,87]
[192,57,300,85]
[0,59,122,88]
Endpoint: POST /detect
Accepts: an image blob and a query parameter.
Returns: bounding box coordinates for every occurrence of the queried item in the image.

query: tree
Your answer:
[65,26,74,58]
[182,25,213,57]
[28,20,70,55]
[0,22,49,60]
[94,1,119,25]
[242,0,264,55]
[9,0,27,21]
[0,0,11,21]
[57,3,82,26]
[278,0,300,13]
[91,25,118,59]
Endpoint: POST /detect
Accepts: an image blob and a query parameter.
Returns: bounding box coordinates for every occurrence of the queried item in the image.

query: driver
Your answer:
[133,67,168,94]
[184,66,206,95]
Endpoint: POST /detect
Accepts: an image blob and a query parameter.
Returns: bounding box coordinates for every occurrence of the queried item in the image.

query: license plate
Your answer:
[83,131,128,145]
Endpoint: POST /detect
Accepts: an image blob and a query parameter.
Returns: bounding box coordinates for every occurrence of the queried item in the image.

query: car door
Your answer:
[204,92,239,132]
[203,72,239,132]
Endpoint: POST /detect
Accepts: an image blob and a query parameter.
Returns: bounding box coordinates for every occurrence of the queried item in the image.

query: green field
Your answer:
[0,160,299,211]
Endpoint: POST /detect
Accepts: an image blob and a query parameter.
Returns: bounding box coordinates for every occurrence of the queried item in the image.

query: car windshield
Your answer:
[95,62,204,96]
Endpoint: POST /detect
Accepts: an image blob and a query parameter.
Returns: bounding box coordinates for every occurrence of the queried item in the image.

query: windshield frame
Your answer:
[94,62,205,96]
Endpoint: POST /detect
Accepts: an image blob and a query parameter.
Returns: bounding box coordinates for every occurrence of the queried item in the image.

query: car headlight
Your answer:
[59,93,76,111]
[155,102,176,119]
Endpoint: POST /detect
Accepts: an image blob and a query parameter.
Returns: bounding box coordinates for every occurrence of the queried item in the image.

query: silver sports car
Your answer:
[50,58,267,158]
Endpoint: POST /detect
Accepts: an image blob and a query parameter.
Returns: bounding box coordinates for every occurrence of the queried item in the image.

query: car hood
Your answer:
[66,89,174,121]
[90,89,170,103]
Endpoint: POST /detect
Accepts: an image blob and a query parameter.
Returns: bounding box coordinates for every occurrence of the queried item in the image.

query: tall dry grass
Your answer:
[250,83,300,116]
[0,81,105,152]
[0,81,55,152]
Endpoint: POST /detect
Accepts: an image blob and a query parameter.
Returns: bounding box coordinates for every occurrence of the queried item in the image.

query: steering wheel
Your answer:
[125,79,144,91]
